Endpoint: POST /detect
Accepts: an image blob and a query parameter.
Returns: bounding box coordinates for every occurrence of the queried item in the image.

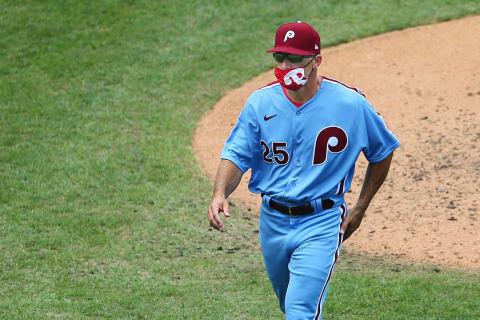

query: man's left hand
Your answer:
[340,205,366,241]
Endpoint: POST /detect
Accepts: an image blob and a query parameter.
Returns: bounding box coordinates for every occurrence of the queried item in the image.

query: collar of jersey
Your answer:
[280,77,326,112]
[281,86,304,108]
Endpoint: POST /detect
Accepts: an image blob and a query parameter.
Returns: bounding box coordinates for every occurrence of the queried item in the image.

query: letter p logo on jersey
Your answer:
[284,30,295,42]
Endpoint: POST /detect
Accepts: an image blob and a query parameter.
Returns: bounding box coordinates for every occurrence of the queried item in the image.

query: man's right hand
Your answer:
[207,195,231,232]
[207,159,243,232]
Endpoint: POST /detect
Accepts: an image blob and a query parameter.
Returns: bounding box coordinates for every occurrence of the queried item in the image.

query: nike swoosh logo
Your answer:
[264,114,277,121]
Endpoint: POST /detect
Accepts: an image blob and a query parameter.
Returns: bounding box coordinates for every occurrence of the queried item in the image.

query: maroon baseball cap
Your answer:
[267,21,321,56]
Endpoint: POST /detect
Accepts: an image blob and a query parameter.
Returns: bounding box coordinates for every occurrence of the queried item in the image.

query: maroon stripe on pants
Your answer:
[314,204,347,320]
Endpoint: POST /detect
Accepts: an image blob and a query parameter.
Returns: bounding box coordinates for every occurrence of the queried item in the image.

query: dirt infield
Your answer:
[194,16,480,270]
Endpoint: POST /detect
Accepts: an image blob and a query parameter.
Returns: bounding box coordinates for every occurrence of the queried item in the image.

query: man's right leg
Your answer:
[259,202,292,313]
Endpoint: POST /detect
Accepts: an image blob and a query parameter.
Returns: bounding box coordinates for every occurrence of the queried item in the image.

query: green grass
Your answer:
[1,0,480,319]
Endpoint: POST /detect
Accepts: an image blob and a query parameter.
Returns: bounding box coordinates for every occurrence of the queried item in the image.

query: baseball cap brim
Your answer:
[266,46,314,56]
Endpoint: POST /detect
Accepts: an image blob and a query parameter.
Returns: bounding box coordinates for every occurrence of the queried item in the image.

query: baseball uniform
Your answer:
[220,77,400,319]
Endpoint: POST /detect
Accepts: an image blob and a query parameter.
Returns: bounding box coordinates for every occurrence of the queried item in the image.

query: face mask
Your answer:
[274,58,315,91]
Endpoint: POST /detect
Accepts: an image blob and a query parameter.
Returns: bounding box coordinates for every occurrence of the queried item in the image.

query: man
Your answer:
[207,21,400,320]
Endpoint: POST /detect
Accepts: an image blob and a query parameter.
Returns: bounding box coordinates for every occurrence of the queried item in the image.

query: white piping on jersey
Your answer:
[322,76,365,97]
[254,81,281,93]
[336,172,348,195]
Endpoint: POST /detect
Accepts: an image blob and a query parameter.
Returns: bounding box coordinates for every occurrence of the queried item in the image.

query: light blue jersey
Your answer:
[221,77,400,203]
[220,76,400,320]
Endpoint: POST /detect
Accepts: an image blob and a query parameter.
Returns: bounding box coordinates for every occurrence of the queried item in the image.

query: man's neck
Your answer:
[285,73,322,104]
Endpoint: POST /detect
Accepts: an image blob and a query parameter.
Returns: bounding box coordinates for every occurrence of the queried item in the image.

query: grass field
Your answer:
[1,1,480,319]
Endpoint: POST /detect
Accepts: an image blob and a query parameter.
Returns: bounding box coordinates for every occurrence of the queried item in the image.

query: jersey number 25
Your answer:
[261,141,289,165]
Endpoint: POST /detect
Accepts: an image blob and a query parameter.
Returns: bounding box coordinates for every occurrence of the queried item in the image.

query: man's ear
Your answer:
[314,54,322,68]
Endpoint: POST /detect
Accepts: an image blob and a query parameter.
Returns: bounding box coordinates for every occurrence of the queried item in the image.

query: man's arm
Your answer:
[340,151,394,241]
[207,159,244,232]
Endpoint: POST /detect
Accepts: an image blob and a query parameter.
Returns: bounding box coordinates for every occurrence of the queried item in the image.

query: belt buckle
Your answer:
[288,207,295,217]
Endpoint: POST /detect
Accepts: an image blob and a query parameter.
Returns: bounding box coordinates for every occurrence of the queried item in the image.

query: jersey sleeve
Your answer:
[220,102,257,173]
[360,99,400,163]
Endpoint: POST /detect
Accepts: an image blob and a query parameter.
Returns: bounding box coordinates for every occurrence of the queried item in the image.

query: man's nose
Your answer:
[278,59,294,69]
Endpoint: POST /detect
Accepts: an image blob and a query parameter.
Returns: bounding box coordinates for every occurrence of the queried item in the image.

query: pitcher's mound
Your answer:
[194,16,480,270]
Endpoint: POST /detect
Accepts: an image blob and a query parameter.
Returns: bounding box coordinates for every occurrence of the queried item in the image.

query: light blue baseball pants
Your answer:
[259,195,347,320]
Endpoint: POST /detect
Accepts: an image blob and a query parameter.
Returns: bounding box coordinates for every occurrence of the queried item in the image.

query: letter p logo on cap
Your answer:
[284,30,295,42]
[267,21,321,55]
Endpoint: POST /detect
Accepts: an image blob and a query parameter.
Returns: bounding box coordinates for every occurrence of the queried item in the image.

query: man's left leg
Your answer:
[284,204,347,320]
